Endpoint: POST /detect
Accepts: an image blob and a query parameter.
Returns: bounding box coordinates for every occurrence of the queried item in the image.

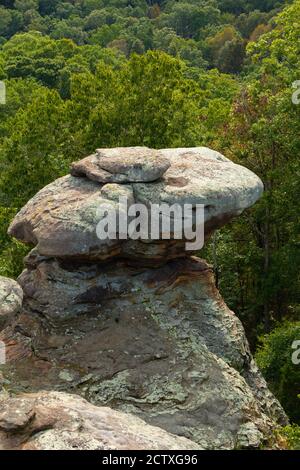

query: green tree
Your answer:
[256,322,300,423]
[14,0,38,13]
[67,51,204,151]
[159,3,221,39]
[210,1,300,336]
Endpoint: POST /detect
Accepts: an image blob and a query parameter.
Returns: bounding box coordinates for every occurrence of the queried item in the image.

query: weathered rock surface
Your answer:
[1,147,286,451]
[8,147,263,264]
[0,391,200,450]
[71,147,171,183]
[0,256,287,449]
[0,277,23,331]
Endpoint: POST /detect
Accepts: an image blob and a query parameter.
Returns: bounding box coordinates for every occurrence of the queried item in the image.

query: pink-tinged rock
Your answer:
[0,391,201,450]
[71,147,170,183]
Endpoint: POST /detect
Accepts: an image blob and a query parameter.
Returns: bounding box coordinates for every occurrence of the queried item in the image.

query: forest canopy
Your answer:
[0,0,290,71]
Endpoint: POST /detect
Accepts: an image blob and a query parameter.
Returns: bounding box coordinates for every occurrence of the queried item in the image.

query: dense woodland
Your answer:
[0,0,299,443]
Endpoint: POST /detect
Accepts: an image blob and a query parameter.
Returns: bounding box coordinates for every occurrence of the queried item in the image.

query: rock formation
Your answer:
[0,391,199,450]
[71,146,171,183]
[0,147,287,450]
[8,147,263,264]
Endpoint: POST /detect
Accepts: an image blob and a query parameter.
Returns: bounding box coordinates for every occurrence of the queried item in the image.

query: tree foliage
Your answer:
[256,322,300,423]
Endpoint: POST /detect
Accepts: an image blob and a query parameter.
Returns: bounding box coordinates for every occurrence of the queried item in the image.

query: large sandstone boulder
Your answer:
[0,277,23,331]
[8,147,263,264]
[0,391,200,450]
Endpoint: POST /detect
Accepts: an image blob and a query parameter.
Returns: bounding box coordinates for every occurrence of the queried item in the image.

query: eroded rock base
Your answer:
[0,256,287,449]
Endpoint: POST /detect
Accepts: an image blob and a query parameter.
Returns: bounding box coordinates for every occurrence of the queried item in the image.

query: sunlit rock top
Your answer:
[8,147,263,264]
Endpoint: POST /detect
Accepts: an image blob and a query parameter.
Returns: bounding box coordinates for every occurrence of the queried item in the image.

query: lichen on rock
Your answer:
[0,147,287,450]
[0,277,23,332]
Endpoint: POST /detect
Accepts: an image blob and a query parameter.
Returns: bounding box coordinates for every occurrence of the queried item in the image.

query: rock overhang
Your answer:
[8,147,264,263]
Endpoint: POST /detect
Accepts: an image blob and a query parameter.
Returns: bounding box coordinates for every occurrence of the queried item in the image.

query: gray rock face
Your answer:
[71,147,171,183]
[1,255,287,449]
[8,147,263,264]
[0,391,200,450]
[0,277,23,331]
[136,147,263,216]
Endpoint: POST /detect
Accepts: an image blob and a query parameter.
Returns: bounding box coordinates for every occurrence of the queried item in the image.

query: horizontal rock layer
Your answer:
[71,146,171,183]
[8,147,264,264]
[0,391,200,450]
